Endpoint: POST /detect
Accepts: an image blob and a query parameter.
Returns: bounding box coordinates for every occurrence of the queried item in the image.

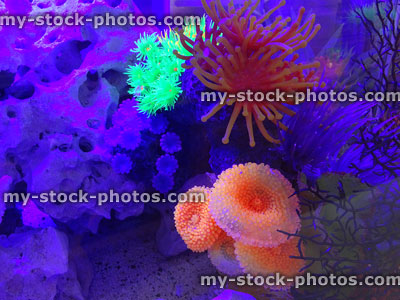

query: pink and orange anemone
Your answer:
[174,0,324,146]
[208,231,243,276]
[174,186,223,252]
[208,163,300,247]
[235,237,304,279]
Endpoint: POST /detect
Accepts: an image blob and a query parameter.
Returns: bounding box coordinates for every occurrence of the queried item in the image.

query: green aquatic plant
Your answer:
[286,174,400,299]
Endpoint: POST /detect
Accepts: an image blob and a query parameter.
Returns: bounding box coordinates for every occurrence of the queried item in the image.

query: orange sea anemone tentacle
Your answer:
[175,0,322,146]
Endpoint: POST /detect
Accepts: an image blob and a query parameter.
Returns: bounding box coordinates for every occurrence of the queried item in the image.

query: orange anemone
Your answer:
[208,231,243,275]
[209,163,300,247]
[175,0,323,146]
[235,237,304,278]
[174,186,223,252]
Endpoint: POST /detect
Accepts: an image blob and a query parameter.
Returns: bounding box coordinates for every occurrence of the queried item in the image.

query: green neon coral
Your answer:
[126,31,189,115]
[125,16,215,115]
[159,16,209,57]
[131,33,159,60]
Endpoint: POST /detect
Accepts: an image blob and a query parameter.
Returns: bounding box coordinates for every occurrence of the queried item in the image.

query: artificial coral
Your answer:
[112,153,133,174]
[282,101,373,179]
[152,172,175,193]
[126,33,183,115]
[208,231,243,276]
[174,0,323,146]
[174,186,223,252]
[209,163,300,247]
[160,132,182,153]
[175,163,303,282]
[353,0,400,100]
[156,154,179,175]
[126,17,210,116]
[235,237,304,278]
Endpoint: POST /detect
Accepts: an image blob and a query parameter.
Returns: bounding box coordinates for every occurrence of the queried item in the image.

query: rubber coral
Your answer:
[235,237,304,278]
[174,0,323,146]
[159,16,209,57]
[160,132,182,153]
[156,154,178,175]
[112,153,133,174]
[118,130,141,150]
[152,173,174,193]
[208,231,243,276]
[174,186,223,252]
[149,114,169,134]
[112,99,146,131]
[132,33,159,60]
[126,33,183,115]
[209,163,300,247]
[106,99,145,151]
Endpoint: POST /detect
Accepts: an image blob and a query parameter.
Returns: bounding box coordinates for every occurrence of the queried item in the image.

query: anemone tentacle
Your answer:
[175,0,324,146]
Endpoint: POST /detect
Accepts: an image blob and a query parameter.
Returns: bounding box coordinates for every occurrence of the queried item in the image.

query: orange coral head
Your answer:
[209,163,300,247]
[235,237,304,280]
[174,0,323,146]
[208,231,243,276]
[174,186,223,252]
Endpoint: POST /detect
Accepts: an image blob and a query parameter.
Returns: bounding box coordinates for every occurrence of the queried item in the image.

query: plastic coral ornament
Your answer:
[131,33,159,60]
[126,33,183,115]
[235,237,304,278]
[174,186,223,252]
[174,0,323,146]
[208,163,300,247]
[159,16,210,57]
[208,231,243,276]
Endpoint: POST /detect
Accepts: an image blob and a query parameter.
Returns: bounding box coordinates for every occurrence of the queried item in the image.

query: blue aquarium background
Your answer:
[0,0,399,299]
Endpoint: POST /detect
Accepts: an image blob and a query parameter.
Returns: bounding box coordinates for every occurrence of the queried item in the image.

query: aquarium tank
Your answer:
[0,0,399,299]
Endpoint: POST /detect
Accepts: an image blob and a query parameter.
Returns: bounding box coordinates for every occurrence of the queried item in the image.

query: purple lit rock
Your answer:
[0,228,69,299]
[29,153,143,232]
[0,227,91,300]
[0,176,12,222]
[9,79,35,99]
[0,8,156,230]
[21,200,56,228]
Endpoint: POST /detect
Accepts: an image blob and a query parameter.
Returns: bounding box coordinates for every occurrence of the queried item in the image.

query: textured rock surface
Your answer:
[0,228,71,300]
[0,0,155,230]
[0,176,12,222]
